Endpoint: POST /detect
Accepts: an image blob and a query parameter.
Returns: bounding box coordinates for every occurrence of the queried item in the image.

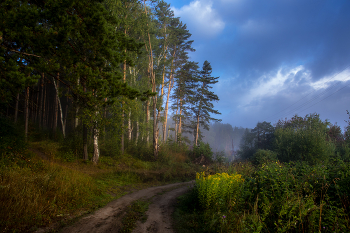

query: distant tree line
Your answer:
[238,113,350,164]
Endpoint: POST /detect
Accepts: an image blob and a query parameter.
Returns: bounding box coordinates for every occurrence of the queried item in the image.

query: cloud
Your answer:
[167,0,350,129]
[241,66,309,107]
[311,68,350,90]
[172,0,225,38]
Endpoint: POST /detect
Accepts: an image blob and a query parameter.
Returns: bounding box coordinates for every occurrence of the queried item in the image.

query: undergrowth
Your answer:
[174,159,350,233]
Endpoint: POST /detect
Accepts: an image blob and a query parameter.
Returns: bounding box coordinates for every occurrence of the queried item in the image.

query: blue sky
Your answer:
[166,0,350,130]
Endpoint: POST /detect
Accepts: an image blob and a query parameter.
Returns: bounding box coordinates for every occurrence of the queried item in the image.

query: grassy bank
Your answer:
[0,139,198,232]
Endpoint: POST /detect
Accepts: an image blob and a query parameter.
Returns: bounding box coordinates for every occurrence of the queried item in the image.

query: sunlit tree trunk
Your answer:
[136,120,139,145]
[128,109,132,141]
[146,99,149,144]
[195,113,200,146]
[163,49,176,142]
[92,115,99,164]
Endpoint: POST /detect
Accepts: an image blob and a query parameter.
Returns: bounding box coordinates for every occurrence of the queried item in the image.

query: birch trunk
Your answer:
[128,109,132,141]
[92,118,100,164]
[52,77,66,138]
[136,120,139,145]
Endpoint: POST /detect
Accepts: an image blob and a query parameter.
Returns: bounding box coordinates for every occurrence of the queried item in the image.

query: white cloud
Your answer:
[241,66,309,106]
[172,0,225,38]
[311,68,350,90]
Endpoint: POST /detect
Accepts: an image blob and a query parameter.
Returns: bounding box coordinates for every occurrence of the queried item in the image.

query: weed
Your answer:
[119,200,150,232]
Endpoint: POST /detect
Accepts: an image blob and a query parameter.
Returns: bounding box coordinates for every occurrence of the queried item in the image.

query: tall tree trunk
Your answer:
[121,46,127,154]
[53,74,59,136]
[195,113,200,146]
[83,124,88,160]
[35,81,40,124]
[146,99,149,144]
[178,98,182,144]
[42,78,46,128]
[24,86,29,142]
[14,93,19,123]
[162,49,176,142]
[52,76,66,138]
[83,82,88,160]
[174,100,178,143]
[136,120,139,145]
[75,78,80,128]
[92,117,99,164]
[128,109,132,141]
[38,74,44,127]
[153,96,159,158]
[144,0,159,158]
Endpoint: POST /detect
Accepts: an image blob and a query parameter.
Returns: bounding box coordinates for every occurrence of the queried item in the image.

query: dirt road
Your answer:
[58,181,194,233]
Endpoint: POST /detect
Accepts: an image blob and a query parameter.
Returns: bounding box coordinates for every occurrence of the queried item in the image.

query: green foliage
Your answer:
[275,122,335,164]
[196,172,244,210]
[238,121,275,161]
[193,141,213,160]
[252,149,277,166]
[213,151,227,163]
[0,116,25,149]
[59,129,84,159]
[176,159,350,232]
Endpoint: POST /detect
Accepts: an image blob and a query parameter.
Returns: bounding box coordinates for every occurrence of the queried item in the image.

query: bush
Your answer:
[252,149,277,165]
[193,141,213,160]
[275,126,335,164]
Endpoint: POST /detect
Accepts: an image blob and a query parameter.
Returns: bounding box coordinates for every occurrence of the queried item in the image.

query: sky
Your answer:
[165,0,350,130]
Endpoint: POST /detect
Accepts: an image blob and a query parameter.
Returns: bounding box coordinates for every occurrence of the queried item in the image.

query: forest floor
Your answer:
[36,181,194,233]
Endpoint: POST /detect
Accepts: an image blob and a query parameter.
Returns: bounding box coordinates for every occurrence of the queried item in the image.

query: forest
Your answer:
[0,0,222,162]
[0,0,224,231]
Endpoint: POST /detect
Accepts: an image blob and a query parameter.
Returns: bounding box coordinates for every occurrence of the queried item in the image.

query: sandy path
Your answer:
[58,181,194,233]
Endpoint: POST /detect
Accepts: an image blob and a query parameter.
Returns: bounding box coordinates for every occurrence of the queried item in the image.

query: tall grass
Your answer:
[0,159,101,232]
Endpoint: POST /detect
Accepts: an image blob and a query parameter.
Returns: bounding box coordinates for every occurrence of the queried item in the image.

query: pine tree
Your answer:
[191,60,221,146]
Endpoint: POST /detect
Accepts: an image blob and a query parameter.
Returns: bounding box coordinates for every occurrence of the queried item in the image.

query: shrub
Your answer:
[193,141,213,160]
[252,149,277,165]
[275,126,335,164]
